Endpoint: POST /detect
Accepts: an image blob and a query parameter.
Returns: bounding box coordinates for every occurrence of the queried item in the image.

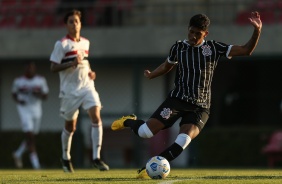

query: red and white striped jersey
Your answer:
[12,75,49,107]
[50,35,94,98]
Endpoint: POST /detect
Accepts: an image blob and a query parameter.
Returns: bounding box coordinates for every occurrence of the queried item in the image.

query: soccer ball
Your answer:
[145,156,170,179]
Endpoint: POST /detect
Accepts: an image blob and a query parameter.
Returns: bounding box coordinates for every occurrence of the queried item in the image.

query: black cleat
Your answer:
[93,159,109,171]
[61,158,74,173]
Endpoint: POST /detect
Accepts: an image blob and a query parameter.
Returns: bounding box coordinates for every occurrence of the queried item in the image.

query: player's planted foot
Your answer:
[111,114,137,131]
[93,159,109,171]
[136,167,150,179]
[61,158,74,173]
[12,153,23,169]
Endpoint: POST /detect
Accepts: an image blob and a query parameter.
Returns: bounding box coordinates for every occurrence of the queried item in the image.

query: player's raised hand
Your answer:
[249,11,262,30]
[144,70,151,79]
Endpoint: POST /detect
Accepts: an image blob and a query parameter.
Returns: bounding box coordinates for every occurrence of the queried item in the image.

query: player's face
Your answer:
[25,63,36,78]
[187,26,208,46]
[66,15,81,35]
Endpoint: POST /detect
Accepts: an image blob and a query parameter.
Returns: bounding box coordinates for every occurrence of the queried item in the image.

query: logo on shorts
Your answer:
[160,108,172,119]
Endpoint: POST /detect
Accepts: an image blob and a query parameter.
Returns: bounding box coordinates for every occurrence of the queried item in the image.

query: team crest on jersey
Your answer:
[201,45,212,56]
[160,108,172,119]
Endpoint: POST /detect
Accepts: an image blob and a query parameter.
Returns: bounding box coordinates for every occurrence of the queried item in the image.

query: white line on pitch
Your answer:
[158,180,180,184]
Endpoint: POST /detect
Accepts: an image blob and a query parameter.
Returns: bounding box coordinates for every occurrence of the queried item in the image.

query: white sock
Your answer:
[30,152,40,169]
[138,123,153,138]
[91,124,103,160]
[61,129,73,160]
[175,133,191,149]
[14,141,27,157]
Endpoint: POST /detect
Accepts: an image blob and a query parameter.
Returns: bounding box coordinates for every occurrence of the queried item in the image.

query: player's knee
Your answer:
[175,133,191,149]
[91,117,102,125]
[65,124,76,133]
[138,123,153,138]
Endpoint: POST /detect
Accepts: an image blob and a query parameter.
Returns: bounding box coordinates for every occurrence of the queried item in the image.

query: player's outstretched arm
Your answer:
[229,11,262,57]
[144,59,175,79]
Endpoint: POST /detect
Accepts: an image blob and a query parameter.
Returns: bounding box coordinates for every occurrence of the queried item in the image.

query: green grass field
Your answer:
[1,168,282,184]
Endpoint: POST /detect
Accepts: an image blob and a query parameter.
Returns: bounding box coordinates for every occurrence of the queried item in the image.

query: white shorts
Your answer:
[17,104,42,134]
[60,89,101,121]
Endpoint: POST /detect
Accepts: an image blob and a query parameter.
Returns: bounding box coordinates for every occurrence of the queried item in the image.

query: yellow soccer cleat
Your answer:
[111,114,137,131]
[136,167,150,179]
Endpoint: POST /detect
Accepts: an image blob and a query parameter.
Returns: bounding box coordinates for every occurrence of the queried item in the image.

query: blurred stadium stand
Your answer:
[236,0,282,25]
[2,0,282,28]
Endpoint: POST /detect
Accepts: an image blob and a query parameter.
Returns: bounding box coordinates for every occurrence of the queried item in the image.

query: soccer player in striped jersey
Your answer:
[111,11,262,178]
[50,9,109,172]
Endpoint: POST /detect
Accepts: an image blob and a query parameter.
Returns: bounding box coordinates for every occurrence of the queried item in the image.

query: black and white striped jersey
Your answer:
[167,39,232,109]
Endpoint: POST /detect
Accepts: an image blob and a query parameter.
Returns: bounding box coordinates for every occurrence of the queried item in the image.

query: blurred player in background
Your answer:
[50,9,109,173]
[111,11,262,178]
[12,62,49,169]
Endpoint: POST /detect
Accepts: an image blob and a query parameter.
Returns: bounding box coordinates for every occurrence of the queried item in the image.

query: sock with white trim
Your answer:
[61,129,73,160]
[91,124,103,160]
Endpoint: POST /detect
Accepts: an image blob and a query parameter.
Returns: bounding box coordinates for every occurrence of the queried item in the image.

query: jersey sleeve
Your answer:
[213,40,232,59]
[167,43,178,64]
[50,41,65,64]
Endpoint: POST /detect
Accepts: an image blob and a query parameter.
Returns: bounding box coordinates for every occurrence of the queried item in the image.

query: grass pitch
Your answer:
[1,168,282,184]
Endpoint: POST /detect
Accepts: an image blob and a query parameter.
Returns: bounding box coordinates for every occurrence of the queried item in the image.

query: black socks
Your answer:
[124,119,145,135]
[159,143,183,162]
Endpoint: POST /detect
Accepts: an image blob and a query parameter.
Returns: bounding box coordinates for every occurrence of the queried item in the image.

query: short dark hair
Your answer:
[63,9,82,24]
[189,14,210,31]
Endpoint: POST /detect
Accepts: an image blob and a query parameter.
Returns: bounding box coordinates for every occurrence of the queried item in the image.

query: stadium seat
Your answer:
[235,11,250,25]
[262,131,282,168]
[0,0,18,6]
[278,12,282,24]
[277,0,282,19]
[18,15,39,28]
[20,0,38,6]
[259,11,275,25]
[0,0,18,14]
[38,14,55,27]
[253,0,276,10]
[40,0,58,6]
[0,15,17,28]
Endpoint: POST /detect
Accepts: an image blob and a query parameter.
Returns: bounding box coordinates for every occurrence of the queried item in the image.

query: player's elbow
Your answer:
[50,62,58,73]
[237,48,254,56]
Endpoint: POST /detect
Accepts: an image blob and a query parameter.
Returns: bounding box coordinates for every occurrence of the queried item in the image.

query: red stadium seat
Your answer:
[0,0,18,14]
[0,15,17,28]
[20,0,38,6]
[253,0,276,10]
[0,0,18,6]
[18,15,39,28]
[235,11,250,25]
[278,12,282,23]
[259,11,275,24]
[262,131,282,167]
[40,0,58,6]
[39,14,55,27]
[277,0,282,10]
